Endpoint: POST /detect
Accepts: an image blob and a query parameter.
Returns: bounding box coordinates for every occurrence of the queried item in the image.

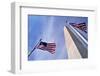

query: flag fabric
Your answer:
[70,22,87,33]
[37,41,56,54]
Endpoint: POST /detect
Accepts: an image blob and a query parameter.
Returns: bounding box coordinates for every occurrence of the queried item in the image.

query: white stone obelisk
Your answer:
[64,26,82,59]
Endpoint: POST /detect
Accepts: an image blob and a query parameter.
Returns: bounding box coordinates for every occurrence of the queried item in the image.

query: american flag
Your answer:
[69,22,87,33]
[37,41,56,54]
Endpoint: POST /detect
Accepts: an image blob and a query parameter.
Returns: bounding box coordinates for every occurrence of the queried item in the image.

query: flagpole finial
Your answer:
[40,38,42,42]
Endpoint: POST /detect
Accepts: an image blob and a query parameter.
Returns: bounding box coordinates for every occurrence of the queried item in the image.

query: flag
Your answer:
[70,22,87,33]
[37,41,56,54]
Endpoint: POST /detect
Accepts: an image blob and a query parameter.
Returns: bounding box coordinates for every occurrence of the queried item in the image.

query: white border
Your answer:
[11,2,97,74]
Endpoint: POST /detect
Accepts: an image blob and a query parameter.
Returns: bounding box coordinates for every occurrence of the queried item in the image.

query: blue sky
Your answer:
[28,15,88,61]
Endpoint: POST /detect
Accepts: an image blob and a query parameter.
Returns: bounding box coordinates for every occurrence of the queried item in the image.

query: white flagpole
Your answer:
[28,39,42,58]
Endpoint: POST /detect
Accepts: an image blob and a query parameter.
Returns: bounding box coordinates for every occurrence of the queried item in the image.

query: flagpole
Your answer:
[28,39,42,58]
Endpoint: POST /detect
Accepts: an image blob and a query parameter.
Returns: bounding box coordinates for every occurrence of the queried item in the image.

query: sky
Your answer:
[28,15,88,61]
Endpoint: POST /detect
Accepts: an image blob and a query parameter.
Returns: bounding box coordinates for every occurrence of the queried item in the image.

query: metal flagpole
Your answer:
[28,39,42,58]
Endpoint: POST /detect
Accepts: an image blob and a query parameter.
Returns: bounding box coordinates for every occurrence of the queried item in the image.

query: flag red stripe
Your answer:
[39,46,55,50]
[47,45,56,48]
[47,44,56,46]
